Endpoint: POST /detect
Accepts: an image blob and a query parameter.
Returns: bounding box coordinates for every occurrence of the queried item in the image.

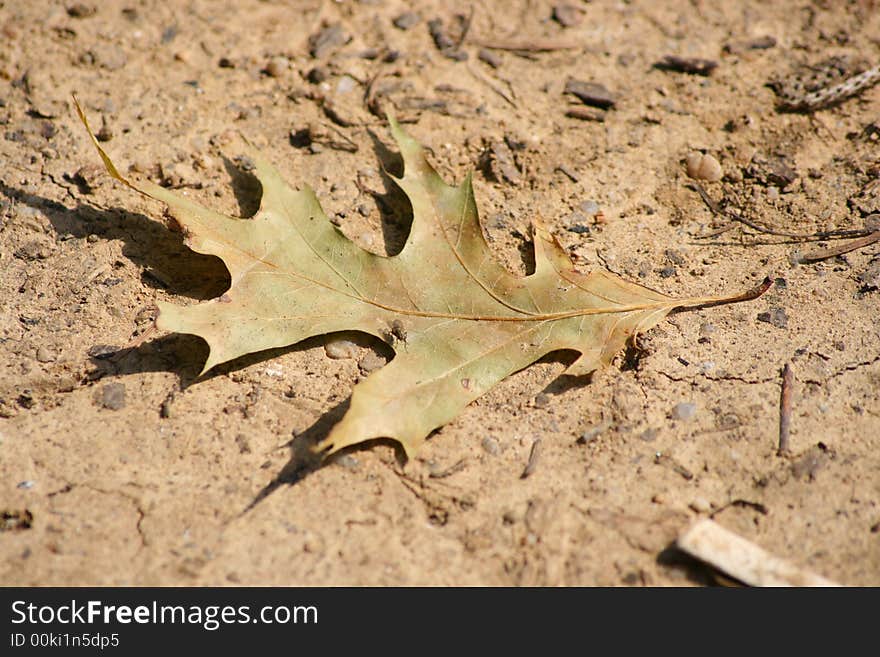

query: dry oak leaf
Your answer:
[75,97,769,458]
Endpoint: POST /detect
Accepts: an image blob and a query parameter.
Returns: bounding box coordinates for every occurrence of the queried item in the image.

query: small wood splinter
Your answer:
[778,362,794,456]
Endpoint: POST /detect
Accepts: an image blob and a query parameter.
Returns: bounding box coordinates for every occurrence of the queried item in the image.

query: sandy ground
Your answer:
[1,0,879,586]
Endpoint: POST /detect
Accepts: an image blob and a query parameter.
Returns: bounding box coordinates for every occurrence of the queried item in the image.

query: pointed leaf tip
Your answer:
[386,113,423,162]
[72,94,134,190]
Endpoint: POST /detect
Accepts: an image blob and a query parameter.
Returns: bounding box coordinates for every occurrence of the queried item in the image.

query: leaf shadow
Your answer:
[242,398,349,512]
[1,180,230,301]
[541,370,594,395]
[86,333,210,387]
[4,158,317,383]
[656,544,730,586]
[365,128,413,256]
[220,155,262,218]
[243,403,406,513]
[536,350,588,395]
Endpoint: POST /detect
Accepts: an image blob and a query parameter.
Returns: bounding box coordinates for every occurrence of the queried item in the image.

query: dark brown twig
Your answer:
[429,458,468,479]
[555,164,579,182]
[654,453,694,480]
[689,182,872,241]
[778,363,794,456]
[520,438,542,479]
[799,230,880,262]
[454,5,475,50]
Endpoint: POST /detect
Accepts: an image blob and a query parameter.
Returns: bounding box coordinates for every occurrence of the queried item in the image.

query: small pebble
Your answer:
[40,122,58,140]
[358,351,386,373]
[235,434,251,454]
[95,120,113,142]
[427,18,454,51]
[324,339,360,360]
[309,23,347,59]
[265,56,289,78]
[757,307,788,329]
[336,75,356,94]
[444,49,468,62]
[481,436,500,455]
[552,3,583,27]
[335,454,360,470]
[392,12,420,30]
[699,323,715,336]
[689,497,712,513]
[564,79,616,109]
[640,428,659,442]
[577,422,609,444]
[306,67,328,84]
[725,167,743,183]
[857,260,880,288]
[671,402,697,421]
[665,248,686,265]
[533,393,550,408]
[565,214,591,234]
[88,344,119,359]
[685,152,723,182]
[35,347,54,363]
[67,3,97,18]
[580,200,600,216]
[98,382,126,411]
[766,186,780,201]
[17,481,34,490]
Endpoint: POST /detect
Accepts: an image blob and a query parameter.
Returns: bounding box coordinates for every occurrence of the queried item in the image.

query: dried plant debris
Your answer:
[655,55,718,76]
[76,98,769,458]
[677,519,840,586]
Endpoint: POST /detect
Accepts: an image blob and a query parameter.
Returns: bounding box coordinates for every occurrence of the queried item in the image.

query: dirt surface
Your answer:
[2,0,879,586]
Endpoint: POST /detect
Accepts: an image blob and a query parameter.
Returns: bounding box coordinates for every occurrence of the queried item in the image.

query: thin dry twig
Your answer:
[466,62,517,108]
[654,452,694,480]
[689,182,871,241]
[472,38,581,52]
[778,362,794,456]
[454,5,475,50]
[520,438,542,479]
[799,230,880,262]
[554,164,579,182]
[429,458,468,479]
